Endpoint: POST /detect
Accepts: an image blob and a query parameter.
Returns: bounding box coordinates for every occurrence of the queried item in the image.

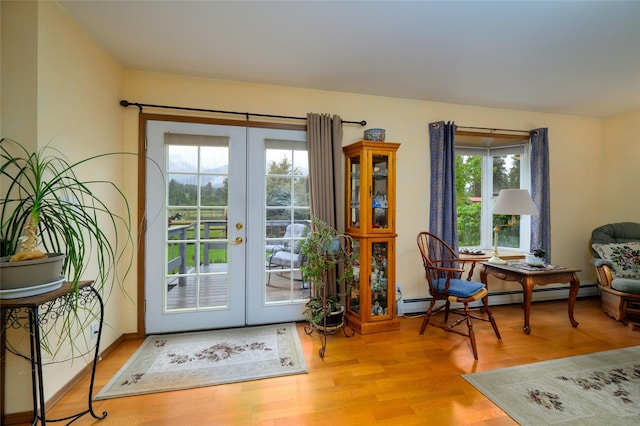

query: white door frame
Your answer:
[142,120,307,334]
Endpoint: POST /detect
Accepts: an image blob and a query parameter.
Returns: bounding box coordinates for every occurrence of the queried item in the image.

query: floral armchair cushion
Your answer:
[592,242,640,278]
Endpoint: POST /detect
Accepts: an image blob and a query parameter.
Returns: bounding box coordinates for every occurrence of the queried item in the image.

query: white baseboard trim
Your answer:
[398,283,599,315]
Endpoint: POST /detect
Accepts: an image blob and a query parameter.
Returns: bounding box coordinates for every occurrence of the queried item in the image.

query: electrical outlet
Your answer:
[90,321,100,340]
[396,282,402,294]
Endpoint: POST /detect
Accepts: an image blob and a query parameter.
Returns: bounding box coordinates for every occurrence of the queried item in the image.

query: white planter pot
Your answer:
[524,253,545,266]
[0,253,65,298]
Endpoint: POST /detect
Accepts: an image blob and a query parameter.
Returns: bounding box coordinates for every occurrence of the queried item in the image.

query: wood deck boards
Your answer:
[167,264,309,309]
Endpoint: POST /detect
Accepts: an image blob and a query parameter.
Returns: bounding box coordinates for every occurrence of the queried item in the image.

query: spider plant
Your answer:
[0,137,134,356]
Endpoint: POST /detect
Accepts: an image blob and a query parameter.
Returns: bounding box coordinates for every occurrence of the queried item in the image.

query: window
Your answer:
[455,133,531,251]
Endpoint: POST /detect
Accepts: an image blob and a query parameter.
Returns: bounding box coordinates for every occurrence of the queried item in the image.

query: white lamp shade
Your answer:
[492,189,537,215]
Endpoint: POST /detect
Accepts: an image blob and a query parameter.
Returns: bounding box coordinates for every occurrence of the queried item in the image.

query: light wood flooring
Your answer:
[21,297,640,425]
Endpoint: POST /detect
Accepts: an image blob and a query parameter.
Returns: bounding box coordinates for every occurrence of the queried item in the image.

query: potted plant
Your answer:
[525,248,546,266]
[303,295,345,329]
[300,216,356,334]
[0,137,136,355]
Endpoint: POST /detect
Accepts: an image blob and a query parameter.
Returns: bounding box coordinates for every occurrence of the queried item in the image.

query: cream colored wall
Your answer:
[4,0,637,416]
[601,110,640,223]
[2,2,128,414]
[124,71,605,297]
[0,0,38,148]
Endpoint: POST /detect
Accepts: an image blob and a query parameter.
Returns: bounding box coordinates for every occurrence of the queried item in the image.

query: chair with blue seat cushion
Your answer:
[416,232,501,360]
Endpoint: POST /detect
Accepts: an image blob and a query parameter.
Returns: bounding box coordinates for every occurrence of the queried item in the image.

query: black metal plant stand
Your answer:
[1,281,107,425]
[303,235,355,358]
[303,279,354,358]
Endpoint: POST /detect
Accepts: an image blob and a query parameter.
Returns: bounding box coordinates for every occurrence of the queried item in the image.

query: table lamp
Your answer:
[487,189,537,264]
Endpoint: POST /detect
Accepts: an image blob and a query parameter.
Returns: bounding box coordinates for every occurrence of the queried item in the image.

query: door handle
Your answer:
[229,236,243,245]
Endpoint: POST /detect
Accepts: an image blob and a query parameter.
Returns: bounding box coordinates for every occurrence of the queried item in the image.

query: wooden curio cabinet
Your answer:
[343,141,400,334]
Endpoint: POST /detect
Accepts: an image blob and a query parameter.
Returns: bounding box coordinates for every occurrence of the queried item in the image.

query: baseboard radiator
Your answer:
[398,283,599,315]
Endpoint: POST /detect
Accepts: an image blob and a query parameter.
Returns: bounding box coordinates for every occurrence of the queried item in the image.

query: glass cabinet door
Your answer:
[348,153,361,230]
[346,237,394,323]
[371,153,390,230]
[348,239,361,317]
[344,142,398,235]
[370,240,390,317]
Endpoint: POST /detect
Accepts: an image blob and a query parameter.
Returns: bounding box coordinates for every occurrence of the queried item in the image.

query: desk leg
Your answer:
[568,273,580,328]
[479,265,487,285]
[522,278,534,335]
[478,265,488,313]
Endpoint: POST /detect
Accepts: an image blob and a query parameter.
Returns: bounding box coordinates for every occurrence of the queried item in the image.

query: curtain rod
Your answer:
[456,125,532,134]
[119,100,366,126]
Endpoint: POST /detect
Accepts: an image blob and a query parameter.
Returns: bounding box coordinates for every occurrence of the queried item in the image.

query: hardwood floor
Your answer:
[23,297,640,425]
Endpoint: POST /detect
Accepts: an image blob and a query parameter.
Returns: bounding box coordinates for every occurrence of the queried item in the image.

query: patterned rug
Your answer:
[463,346,640,425]
[95,323,307,400]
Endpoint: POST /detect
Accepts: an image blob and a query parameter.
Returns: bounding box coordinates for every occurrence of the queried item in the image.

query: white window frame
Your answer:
[455,144,531,252]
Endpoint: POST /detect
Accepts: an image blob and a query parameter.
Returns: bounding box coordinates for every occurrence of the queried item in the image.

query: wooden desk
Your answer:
[458,251,524,279]
[479,262,581,335]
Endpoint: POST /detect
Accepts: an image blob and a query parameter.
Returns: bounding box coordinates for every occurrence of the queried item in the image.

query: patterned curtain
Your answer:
[530,128,551,261]
[428,121,458,250]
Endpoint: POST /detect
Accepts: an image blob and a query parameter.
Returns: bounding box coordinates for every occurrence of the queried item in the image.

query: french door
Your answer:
[145,120,308,333]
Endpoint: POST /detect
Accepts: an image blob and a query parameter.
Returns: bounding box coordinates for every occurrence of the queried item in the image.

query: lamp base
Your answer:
[487,255,508,264]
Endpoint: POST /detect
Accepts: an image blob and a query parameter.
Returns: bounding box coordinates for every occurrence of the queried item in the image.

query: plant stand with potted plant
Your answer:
[300,217,356,358]
[0,137,140,422]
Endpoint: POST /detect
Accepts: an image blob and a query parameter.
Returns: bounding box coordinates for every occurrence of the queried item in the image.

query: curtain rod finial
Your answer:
[119,99,130,107]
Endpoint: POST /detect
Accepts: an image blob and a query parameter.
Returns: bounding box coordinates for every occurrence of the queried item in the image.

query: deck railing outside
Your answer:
[167,220,309,283]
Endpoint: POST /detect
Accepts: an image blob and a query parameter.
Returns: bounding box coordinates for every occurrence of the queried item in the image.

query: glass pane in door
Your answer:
[165,142,230,311]
[264,144,310,303]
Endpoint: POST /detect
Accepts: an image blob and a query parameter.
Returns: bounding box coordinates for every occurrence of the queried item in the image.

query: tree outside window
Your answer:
[456,144,529,250]
[265,147,310,240]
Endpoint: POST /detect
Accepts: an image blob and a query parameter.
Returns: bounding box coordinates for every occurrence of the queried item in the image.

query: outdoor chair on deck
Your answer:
[266,223,309,286]
[416,231,501,360]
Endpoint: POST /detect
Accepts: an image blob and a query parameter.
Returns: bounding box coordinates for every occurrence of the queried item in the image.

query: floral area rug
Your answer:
[463,346,640,425]
[95,323,307,400]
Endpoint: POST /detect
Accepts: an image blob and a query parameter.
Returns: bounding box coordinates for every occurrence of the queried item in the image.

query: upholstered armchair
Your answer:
[589,222,640,329]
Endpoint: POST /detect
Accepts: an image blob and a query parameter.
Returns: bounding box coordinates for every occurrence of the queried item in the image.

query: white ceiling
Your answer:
[58,0,640,118]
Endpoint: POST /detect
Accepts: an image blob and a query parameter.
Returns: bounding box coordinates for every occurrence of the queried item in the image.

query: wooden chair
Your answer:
[416,232,501,360]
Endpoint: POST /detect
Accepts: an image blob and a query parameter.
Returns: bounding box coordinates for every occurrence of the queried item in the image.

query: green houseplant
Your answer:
[300,216,356,334]
[0,137,135,355]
